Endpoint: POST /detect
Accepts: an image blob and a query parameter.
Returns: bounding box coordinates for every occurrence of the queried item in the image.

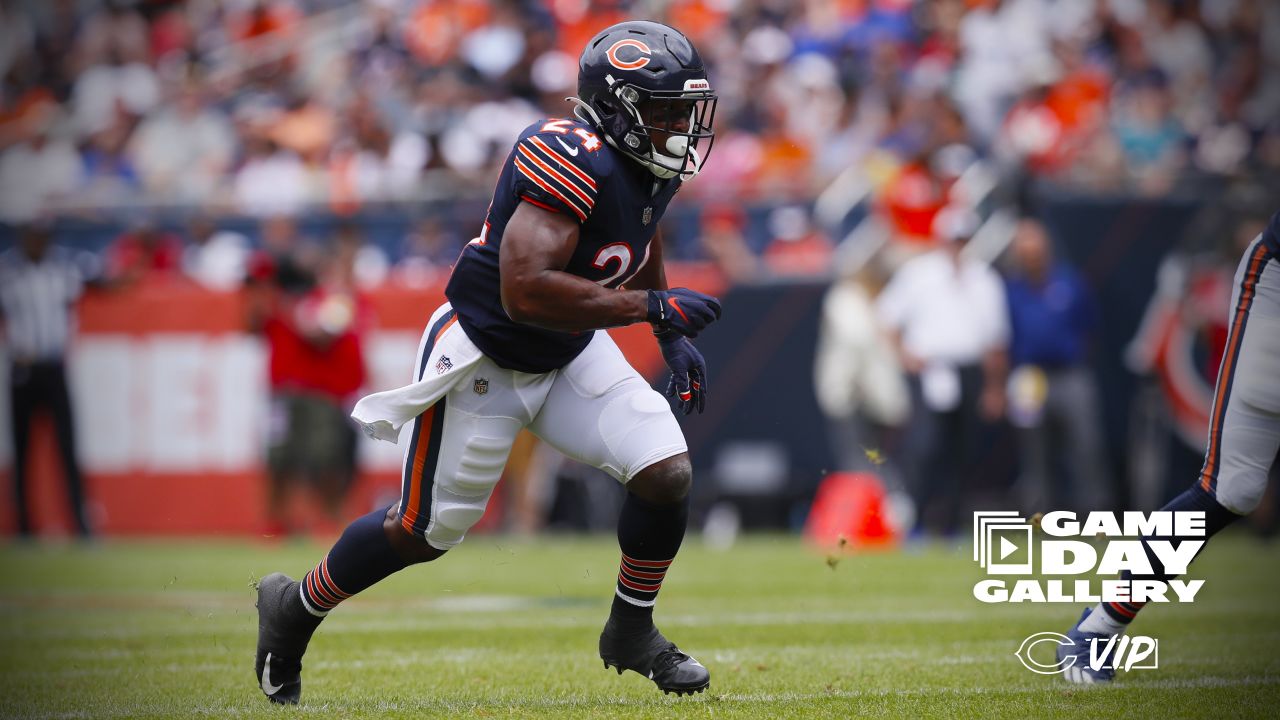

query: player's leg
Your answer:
[1056,368,1113,512]
[610,452,690,628]
[527,332,709,695]
[254,307,537,703]
[308,397,357,522]
[263,393,301,537]
[1059,239,1280,684]
[46,362,91,537]
[9,363,36,537]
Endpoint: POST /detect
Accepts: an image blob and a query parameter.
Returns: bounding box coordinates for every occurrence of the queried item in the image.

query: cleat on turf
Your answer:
[1057,607,1119,685]
[254,572,314,704]
[599,619,710,695]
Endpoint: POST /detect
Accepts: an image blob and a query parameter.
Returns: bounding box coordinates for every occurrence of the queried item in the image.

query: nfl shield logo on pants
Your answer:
[435,355,453,374]
[473,378,489,396]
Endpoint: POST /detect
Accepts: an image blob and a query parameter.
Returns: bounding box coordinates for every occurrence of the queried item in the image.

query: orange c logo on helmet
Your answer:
[606,39,652,71]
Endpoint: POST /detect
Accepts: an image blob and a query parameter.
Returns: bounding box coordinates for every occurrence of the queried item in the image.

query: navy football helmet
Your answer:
[571,21,716,180]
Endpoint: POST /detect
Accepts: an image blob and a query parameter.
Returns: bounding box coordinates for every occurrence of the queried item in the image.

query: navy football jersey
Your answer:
[445,118,681,373]
[1266,210,1280,257]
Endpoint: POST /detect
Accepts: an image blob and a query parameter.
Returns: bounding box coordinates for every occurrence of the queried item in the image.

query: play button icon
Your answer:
[976,514,1034,574]
[999,535,1019,560]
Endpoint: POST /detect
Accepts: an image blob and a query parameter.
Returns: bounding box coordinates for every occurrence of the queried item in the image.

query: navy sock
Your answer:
[1100,483,1240,624]
[298,506,409,617]
[610,492,689,631]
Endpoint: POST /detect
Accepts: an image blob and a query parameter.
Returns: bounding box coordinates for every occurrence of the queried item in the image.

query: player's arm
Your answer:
[500,201,649,332]
[622,226,668,293]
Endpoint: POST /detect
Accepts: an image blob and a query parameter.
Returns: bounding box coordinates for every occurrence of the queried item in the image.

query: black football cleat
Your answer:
[599,619,710,696]
[254,572,316,704]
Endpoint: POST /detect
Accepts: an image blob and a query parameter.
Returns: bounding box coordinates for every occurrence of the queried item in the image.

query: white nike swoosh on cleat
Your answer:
[554,137,579,156]
[261,652,284,695]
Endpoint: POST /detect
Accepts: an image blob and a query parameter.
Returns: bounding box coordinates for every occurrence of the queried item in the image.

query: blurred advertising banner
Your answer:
[2,267,720,536]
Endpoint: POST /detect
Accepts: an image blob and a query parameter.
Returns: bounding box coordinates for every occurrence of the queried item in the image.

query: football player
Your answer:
[1056,211,1280,683]
[254,20,721,703]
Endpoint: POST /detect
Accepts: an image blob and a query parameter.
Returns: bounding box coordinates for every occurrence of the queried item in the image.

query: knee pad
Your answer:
[599,381,688,481]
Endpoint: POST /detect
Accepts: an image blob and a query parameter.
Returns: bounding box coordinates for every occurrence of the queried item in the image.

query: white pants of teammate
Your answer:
[352,302,687,550]
[1198,235,1280,514]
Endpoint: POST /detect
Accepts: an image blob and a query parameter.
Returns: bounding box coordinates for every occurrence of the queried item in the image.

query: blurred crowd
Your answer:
[1,0,1278,271]
[5,0,1280,537]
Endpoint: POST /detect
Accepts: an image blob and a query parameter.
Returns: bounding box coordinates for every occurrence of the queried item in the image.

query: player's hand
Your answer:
[646,288,722,338]
[655,330,708,414]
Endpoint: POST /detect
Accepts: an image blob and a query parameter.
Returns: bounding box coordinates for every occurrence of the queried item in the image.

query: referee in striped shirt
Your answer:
[0,222,94,537]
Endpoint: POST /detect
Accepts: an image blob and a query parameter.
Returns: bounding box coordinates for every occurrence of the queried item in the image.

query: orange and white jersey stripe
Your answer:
[513,134,600,222]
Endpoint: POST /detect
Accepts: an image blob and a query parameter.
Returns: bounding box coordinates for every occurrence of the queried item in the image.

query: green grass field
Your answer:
[2,533,1279,719]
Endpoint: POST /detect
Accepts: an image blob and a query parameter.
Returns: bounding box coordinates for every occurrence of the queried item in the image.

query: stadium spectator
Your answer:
[234,136,310,218]
[394,216,463,286]
[951,0,1053,143]
[105,218,184,282]
[1002,218,1112,514]
[814,250,910,487]
[762,205,834,277]
[0,103,82,223]
[1,0,1278,543]
[0,222,96,538]
[1141,0,1213,125]
[71,0,150,73]
[875,206,1008,536]
[700,205,761,284]
[182,215,251,292]
[268,90,337,166]
[246,216,369,535]
[879,149,950,248]
[330,221,389,290]
[1110,71,1186,194]
[69,46,158,137]
[0,1,35,92]
[127,78,235,203]
[79,111,140,205]
[0,0,1273,224]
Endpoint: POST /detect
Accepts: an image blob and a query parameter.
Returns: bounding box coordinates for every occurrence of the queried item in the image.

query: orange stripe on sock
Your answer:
[319,557,351,599]
[620,564,667,581]
[306,571,339,607]
[617,575,663,593]
[1108,601,1136,619]
[621,553,673,569]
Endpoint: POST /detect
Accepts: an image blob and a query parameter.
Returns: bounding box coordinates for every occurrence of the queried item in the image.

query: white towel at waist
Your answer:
[351,333,483,443]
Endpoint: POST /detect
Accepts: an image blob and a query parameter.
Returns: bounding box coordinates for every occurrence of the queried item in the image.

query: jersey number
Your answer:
[592,243,632,287]
[540,120,602,152]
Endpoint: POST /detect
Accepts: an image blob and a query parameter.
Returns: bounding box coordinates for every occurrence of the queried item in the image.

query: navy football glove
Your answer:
[646,288,722,338]
[655,329,707,415]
